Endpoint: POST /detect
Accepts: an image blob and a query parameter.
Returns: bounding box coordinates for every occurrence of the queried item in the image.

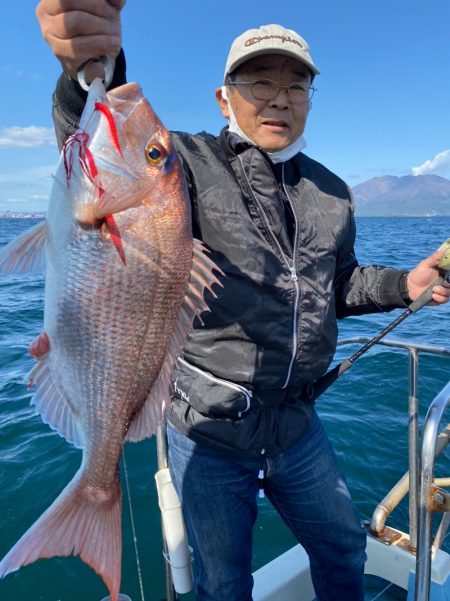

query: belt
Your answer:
[252,383,314,407]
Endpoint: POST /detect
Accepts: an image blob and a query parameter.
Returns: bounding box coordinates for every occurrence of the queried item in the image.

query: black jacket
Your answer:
[167,129,409,457]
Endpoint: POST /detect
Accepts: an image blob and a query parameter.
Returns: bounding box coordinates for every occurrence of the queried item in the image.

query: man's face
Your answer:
[216,54,312,152]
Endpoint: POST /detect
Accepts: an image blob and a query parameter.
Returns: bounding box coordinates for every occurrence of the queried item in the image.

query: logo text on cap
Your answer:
[244,35,305,49]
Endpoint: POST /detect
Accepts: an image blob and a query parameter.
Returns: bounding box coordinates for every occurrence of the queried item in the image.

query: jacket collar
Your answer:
[219,127,302,186]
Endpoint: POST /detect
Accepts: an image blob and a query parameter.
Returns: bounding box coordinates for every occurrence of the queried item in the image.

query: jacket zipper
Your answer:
[237,155,301,389]
[237,154,292,268]
[281,162,301,388]
[177,357,252,416]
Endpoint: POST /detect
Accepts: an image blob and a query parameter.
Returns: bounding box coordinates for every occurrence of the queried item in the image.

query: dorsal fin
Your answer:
[126,239,223,441]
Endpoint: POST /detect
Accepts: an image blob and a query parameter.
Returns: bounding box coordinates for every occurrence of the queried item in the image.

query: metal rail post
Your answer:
[415,381,450,601]
[408,347,419,549]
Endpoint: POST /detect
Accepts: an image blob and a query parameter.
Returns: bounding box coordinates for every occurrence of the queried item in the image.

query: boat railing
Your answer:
[415,380,450,600]
[337,337,450,601]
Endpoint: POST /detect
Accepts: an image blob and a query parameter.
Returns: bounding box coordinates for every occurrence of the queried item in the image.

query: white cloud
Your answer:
[0,165,55,212]
[411,149,450,177]
[0,126,56,148]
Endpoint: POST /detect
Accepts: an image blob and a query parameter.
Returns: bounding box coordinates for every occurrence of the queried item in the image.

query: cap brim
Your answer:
[225,47,320,81]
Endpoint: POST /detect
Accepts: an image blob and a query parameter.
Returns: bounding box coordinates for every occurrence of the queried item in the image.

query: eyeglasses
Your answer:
[226,78,316,102]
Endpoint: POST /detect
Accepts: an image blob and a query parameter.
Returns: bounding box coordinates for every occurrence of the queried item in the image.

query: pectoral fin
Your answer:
[0,220,47,273]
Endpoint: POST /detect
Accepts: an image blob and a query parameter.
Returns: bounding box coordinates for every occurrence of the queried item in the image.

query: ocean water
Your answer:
[0,216,449,601]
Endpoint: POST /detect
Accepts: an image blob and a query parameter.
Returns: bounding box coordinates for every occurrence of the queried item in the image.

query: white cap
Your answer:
[224,24,320,83]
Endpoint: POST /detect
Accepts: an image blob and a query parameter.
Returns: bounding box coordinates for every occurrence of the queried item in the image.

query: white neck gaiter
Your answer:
[221,86,307,164]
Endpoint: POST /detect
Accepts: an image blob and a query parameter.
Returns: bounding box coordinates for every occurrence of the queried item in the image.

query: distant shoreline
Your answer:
[0,212,45,219]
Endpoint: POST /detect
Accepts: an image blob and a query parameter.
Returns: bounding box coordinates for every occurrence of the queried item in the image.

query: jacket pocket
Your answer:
[173,358,252,419]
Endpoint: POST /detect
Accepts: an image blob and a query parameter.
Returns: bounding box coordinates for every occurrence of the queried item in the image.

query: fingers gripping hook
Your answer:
[77,56,114,91]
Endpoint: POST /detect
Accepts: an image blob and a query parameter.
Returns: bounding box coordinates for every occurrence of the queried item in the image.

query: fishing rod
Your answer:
[304,239,450,402]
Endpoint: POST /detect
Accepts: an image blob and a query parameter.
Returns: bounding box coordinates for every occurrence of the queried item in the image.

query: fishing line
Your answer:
[367,577,397,601]
[123,448,146,601]
[367,547,422,601]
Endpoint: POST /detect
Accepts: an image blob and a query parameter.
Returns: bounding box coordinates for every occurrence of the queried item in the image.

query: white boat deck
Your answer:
[252,528,450,601]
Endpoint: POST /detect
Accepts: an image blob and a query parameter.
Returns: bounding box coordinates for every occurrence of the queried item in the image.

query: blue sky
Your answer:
[1,0,449,212]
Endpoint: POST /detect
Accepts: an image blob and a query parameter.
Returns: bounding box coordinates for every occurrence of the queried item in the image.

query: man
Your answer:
[36,3,450,600]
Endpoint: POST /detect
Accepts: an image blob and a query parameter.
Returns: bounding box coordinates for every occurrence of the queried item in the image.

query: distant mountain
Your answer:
[352,174,450,216]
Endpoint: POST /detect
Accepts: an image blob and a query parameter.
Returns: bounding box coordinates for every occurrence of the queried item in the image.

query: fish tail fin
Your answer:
[0,470,122,601]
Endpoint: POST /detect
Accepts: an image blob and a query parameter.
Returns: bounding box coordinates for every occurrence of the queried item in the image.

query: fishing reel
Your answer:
[439,239,450,283]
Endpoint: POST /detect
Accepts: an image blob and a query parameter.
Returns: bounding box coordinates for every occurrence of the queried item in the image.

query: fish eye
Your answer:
[145,142,165,165]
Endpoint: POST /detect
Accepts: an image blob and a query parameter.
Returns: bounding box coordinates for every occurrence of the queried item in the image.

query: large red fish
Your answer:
[0,79,221,600]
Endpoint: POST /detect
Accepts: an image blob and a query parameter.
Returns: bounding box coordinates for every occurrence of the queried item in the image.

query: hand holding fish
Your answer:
[36,0,126,80]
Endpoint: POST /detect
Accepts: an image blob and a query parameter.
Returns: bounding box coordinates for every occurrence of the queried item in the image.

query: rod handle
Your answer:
[409,272,449,313]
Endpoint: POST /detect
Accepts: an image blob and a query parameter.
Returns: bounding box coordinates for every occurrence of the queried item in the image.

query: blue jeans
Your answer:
[167,411,366,601]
